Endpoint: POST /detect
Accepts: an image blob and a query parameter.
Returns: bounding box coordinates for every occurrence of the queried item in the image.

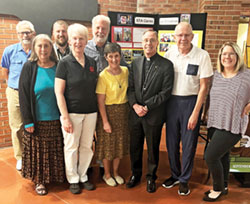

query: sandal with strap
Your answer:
[35,184,48,196]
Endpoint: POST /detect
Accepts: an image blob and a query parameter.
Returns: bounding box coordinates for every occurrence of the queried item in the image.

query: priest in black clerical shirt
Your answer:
[127,30,174,193]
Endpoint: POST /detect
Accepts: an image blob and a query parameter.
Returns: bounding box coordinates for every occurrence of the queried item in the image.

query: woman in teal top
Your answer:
[19,34,65,196]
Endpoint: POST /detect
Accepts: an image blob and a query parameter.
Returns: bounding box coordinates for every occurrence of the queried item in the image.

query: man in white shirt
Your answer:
[162,22,213,195]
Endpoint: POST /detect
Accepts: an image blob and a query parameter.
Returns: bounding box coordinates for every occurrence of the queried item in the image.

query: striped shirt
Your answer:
[207,69,250,135]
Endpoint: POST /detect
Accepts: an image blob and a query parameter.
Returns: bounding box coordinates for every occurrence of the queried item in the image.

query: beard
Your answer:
[95,34,108,45]
[56,37,68,47]
[22,39,32,45]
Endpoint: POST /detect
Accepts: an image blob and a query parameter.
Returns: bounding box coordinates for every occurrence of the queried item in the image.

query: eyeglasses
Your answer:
[175,34,192,38]
[18,31,32,36]
[221,52,236,57]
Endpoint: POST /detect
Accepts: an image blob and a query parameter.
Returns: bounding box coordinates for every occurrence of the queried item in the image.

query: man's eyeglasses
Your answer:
[18,31,32,36]
[175,34,192,38]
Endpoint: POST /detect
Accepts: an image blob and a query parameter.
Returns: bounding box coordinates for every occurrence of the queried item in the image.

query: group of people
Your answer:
[1,14,250,203]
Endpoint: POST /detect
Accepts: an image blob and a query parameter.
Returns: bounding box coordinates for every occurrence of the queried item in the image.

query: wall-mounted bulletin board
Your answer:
[108,11,207,63]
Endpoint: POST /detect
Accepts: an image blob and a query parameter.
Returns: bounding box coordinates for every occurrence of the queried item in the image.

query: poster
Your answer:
[157,30,203,57]
[108,11,207,63]
[111,26,153,63]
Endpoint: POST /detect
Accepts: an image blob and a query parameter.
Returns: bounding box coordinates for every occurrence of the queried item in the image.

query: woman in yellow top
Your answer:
[96,43,129,187]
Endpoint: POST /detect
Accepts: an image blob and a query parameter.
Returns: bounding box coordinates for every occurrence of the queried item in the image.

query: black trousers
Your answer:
[129,118,163,181]
[205,128,241,191]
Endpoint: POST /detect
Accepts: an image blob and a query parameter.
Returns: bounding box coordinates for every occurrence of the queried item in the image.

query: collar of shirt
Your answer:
[54,43,70,55]
[64,45,70,54]
[175,44,195,58]
[144,53,157,62]
[17,43,31,56]
[68,52,90,67]
[88,38,108,51]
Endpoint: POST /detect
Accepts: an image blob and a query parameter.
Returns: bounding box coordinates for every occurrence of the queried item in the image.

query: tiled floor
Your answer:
[0,136,249,204]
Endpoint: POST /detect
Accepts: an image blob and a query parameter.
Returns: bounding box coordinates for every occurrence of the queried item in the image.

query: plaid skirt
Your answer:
[96,103,130,161]
[21,120,65,184]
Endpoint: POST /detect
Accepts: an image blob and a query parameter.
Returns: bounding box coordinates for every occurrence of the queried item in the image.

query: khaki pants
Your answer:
[61,112,97,183]
[6,87,23,160]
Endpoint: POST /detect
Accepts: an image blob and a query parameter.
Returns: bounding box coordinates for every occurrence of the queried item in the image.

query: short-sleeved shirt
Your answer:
[55,53,98,114]
[85,39,108,74]
[164,45,213,96]
[1,43,31,89]
[85,39,129,74]
[96,66,128,105]
[207,69,250,135]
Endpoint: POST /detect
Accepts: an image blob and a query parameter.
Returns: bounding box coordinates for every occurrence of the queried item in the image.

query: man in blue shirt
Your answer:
[1,20,35,171]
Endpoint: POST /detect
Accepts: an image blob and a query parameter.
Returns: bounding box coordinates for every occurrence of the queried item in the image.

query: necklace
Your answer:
[108,68,122,88]
[115,76,122,88]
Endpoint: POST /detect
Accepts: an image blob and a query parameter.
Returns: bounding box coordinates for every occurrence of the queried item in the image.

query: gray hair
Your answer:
[67,23,88,40]
[142,29,158,39]
[174,22,193,34]
[16,20,35,32]
[29,34,57,62]
[92,15,111,28]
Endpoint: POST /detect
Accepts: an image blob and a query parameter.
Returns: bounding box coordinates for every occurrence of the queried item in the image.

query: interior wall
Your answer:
[237,23,249,54]
[246,23,250,68]
[0,0,249,148]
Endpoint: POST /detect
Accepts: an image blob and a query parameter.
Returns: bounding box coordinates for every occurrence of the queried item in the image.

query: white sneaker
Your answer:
[16,160,22,171]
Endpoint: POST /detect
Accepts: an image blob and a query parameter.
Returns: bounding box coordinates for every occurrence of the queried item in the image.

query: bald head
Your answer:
[174,22,194,54]
[175,22,193,34]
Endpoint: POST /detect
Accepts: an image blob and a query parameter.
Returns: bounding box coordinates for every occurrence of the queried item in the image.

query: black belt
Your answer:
[9,87,18,91]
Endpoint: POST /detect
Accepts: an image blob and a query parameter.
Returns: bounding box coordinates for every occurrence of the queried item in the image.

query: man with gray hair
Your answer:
[127,30,174,193]
[85,15,111,74]
[85,14,127,74]
[1,20,36,171]
[162,22,213,195]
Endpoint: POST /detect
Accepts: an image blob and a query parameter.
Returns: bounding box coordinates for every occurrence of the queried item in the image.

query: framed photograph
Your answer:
[117,14,133,25]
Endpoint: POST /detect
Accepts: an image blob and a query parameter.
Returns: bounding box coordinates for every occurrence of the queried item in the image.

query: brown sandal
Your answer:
[35,184,48,196]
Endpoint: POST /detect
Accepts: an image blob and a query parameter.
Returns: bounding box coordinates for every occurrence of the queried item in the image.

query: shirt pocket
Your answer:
[186,64,199,76]
[11,60,22,65]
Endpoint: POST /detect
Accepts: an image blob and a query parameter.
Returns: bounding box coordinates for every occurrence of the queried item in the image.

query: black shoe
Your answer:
[99,167,104,176]
[162,176,179,188]
[126,175,140,188]
[69,183,81,194]
[178,182,190,196]
[203,192,223,202]
[80,181,95,190]
[204,187,228,196]
[147,179,156,193]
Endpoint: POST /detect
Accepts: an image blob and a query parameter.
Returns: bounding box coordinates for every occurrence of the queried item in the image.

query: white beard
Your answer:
[95,35,108,44]
[22,40,31,45]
